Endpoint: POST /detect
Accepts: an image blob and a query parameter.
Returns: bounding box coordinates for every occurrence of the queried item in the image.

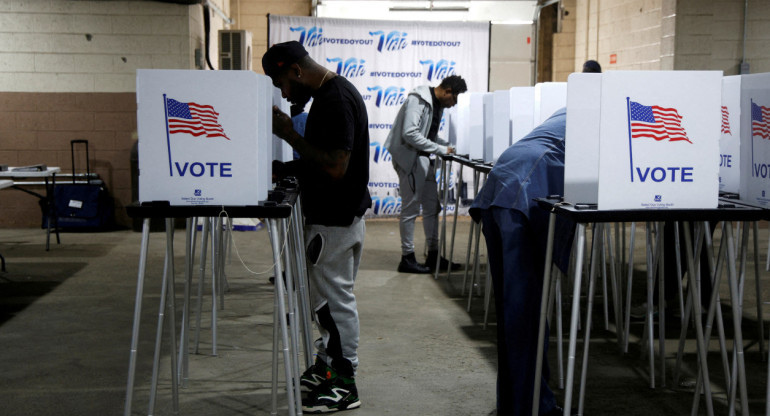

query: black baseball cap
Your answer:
[262,41,309,78]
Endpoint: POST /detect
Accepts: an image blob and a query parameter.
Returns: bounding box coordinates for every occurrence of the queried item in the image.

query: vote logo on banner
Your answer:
[419,59,457,81]
[626,98,693,183]
[163,94,231,177]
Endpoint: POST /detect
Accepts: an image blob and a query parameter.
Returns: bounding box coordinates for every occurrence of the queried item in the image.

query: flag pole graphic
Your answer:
[163,94,173,176]
[626,97,634,182]
[751,98,755,177]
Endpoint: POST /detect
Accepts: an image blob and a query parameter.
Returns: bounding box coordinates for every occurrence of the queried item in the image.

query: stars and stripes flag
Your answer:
[628,100,692,144]
[721,105,732,135]
[165,97,230,140]
[752,101,770,140]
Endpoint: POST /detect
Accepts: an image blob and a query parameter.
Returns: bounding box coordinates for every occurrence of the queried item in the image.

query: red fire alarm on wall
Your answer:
[610,53,617,64]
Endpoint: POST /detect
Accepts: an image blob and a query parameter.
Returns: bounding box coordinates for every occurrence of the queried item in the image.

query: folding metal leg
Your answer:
[194,218,210,354]
[604,224,623,351]
[177,218,194,387]
[726,221,749,416]
[267,218,299,416]
[447,163,463,281]
[691,222,730,416]
[752,221,765,359]
[210,218,221,356]
[434,157,449,279]
[600,230,609,331]
[577,223,603,415]
[461,169,480,296]
[532,212,559,416]
[623,222,636,353]
[281,218,304,414]
[561,222,589,416]
[148,218,179,416]
[124,218,151,416]
[290,201,314,368]
[682,222,714,416]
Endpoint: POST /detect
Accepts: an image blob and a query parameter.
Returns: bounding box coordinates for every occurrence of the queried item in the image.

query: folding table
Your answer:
[531,197,768,416]
[124,182,309,416]
[0,166,61,250]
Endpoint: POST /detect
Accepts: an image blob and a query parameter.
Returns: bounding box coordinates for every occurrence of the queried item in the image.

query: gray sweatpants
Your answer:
[394,156,440,256]
[304,216,365,377]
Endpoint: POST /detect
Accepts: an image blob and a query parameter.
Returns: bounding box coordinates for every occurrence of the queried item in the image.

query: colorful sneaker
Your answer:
[302,369,361,413]
[300,358,330,393]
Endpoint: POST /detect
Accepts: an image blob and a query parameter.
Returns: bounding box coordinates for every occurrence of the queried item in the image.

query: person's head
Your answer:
[582,60,602,73]
[435,75,468,109]
[262,41,316,107]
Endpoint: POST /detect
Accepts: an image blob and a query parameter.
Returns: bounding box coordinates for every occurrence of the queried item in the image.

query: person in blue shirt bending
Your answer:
[470,108,575,416]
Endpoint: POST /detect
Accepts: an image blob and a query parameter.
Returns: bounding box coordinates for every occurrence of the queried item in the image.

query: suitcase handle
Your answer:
[70,139,90,185]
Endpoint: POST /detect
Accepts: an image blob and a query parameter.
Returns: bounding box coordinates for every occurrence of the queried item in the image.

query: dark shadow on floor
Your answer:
[0,262,87,324]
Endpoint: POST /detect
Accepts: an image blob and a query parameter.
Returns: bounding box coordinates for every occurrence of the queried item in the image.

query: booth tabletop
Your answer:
[441,154,493,172]
[126,187,298,219]
[534,197,770,223]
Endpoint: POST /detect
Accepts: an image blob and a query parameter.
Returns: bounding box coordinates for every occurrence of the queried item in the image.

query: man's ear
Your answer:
[291,63,302,79]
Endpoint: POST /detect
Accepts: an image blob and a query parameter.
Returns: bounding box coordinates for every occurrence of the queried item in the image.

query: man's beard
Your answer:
[289,80,313,108]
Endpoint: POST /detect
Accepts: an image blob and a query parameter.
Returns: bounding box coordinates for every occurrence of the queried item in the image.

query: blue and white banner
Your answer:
[269,15,490,216]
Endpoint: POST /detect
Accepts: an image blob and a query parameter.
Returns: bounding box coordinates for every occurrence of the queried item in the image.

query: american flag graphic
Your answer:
[752,101,770,140]
[166,98,230,140]
[721,106,731,135]
[629,101,692,144]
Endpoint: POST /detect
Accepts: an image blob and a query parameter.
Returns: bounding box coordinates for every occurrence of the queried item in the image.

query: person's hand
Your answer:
[447,146,456,155]
[272,106,293,140]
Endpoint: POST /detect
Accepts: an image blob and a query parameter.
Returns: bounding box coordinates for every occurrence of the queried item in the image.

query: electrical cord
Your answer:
[216,206,293,276]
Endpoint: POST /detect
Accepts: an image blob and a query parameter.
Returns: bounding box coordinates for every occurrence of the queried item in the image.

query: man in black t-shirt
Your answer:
[263,41,371,414]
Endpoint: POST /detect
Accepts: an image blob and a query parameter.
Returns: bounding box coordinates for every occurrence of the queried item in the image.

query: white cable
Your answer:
[216,206,293,276]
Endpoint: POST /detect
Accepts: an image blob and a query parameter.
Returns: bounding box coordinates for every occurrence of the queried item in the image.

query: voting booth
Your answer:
[564,71,722,209]
[136,70,273,206]
[510,86,535,144]
[739,72,770,206]
[272,88,294,163]
[720,76,741,194]
[534,82,567,125]
[564,73,602,204]
[468,92,485,160]
[597,71,722,209]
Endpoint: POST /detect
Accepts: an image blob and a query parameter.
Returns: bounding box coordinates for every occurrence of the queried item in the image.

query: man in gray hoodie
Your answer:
[384,75,467,274]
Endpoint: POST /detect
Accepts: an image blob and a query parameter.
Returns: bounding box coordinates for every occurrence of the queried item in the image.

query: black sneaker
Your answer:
[302,368,361,413]
[300,357,331,393]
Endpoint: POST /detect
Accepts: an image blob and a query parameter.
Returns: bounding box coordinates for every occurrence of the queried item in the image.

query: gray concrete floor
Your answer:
[0,219,769,415]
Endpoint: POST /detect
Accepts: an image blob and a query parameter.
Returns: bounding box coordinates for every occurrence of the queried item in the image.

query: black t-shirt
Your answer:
[297,76,372,226]
[428,87,443,140]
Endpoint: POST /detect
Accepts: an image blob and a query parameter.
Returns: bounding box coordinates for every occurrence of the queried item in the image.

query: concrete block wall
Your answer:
[675,0,770,74]
[0,0,230,228]
[552,0,577,82]
[574,0,667,72]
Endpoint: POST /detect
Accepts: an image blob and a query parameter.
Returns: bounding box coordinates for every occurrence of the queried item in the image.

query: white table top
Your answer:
[0,167,61,178]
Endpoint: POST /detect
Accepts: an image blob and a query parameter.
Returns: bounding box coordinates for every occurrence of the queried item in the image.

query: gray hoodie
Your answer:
[384,85,450,172]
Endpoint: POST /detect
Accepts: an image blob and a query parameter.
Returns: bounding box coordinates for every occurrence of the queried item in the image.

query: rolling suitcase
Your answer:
[42,140,114,230]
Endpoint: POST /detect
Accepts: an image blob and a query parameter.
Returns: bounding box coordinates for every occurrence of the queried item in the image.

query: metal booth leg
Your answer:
[124,218,151,416]
[148,218,180,416]
[267,218,299,416]
[447,162,463,281]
